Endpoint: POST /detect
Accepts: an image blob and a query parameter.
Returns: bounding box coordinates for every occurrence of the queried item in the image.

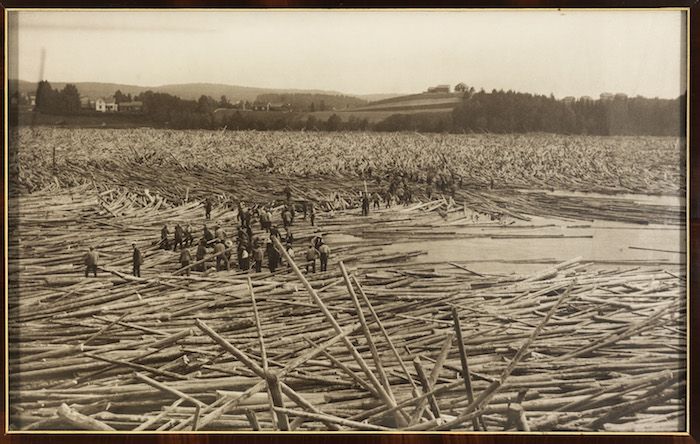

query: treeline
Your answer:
[23,81,685,136]
[217,111,370,132]
[255,93,367,111]
[34,81,81,114]
[446,89,683,136]
[135,91,214,128]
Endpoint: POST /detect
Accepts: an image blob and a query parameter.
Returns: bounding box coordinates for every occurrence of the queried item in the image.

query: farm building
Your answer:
[119,101,143,113]
[427,85,451,93]
[96,97,118,112]
[248,102,291,111]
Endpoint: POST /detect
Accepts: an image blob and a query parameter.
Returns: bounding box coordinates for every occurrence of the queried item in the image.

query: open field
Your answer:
[351,96,461,113]
[363,91,462,107]
[7,128,686,432]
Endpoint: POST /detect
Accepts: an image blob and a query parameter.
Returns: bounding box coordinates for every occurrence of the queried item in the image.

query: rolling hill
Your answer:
[10,79,401,104]
[355,91,463,112]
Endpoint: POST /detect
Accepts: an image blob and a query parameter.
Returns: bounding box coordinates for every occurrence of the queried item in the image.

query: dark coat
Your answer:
[179,249,192,264]
[132,248,143,265]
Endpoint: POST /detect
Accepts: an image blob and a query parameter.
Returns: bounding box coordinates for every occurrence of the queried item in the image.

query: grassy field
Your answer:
[366,91,462,106]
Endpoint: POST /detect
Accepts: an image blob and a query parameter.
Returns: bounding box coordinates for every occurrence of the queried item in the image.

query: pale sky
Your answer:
[8,9,687,98]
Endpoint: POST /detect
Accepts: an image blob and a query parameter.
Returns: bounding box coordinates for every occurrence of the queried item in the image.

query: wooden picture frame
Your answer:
[2,3,697,444]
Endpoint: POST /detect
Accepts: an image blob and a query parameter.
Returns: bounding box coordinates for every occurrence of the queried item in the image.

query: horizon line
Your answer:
[9,77,686,101]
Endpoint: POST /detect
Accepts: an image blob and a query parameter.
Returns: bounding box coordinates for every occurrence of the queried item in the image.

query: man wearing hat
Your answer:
[132,243,143,277]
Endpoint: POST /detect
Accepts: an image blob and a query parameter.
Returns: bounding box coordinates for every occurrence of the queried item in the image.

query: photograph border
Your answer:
[1,3,697,444]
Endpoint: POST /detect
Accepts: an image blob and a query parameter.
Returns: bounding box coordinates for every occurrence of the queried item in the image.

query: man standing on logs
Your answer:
[160,224,170,250]
[259,206,271,232]
[285,242,295,269]
[83,247,99,278]
[253,244,264,273]
[173,224,184,252]
[361,192,370,216]
[319,241,331,272]
[305,244,320,273]
[267,240,280,273]
[204,197,212,220]
[196,239,208,272]
[282,206,292,228]
[214,240,228,271]
[372,192,381,210]
[270,225,281,242]
[385,189,393,208]
[238,228,250,269]
[311,232,323,251]
[203,224,214,244]
[184,223,194,247]
[132,243,143,277]
[308,201,316,226]
[179,247,192,276]
[240,204,251,230]
[240,247,250,271]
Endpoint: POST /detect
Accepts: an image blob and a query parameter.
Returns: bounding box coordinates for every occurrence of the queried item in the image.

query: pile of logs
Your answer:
[7,185,686,432]
[10,127,685,201]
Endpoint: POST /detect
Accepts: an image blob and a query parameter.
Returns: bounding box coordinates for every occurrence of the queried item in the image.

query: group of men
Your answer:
[90,180,457,279]
[87,196,328,279]
[176,200,329,276]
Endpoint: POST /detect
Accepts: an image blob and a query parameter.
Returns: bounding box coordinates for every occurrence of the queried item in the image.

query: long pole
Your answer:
[272,236,409,426]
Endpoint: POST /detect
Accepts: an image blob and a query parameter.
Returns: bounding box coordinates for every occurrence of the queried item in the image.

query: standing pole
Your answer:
[248,277,287,430]
[451,306,481,431]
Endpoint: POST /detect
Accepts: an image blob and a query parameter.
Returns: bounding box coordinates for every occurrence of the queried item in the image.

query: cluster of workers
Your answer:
[84,193,331,278]
[83,178,448,279]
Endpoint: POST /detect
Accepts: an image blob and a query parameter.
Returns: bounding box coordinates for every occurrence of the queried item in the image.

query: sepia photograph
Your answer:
[5,8,689,434]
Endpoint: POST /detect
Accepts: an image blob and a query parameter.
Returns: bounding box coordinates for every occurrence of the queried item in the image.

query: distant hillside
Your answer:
[350,91,463,113]
[156,83,346,102]
[11,79,377,104]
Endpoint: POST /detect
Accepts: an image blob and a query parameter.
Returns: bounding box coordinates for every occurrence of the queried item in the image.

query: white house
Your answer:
[96,97,118,112]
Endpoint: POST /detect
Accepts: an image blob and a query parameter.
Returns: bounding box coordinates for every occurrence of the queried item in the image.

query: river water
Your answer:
[373,191,687,275]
